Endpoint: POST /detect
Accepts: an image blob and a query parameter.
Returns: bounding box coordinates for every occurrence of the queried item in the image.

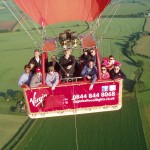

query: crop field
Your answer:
[133,36,150,57]
[14,94,146,150]
[1,1,150,150]
[144,17,150,32]
[137,91,150,150]
[104,2,150,16]
[0,114,27,148]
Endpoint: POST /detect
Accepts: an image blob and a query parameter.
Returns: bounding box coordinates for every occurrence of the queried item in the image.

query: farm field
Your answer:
[104,2,150,16]
[133,36,150,57]
[144,17,150,32]
[137,91,150,150]
[14,94,147,150]
[0,1,150,150]
[0,114,27,148]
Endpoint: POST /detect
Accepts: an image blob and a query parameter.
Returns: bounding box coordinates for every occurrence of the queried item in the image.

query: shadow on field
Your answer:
[122,60,136,66]
[0,89,23,101]
[123,79,136,92]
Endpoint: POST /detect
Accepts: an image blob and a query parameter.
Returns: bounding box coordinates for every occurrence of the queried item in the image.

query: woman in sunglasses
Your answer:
[109,65,126,80]
[102,55,121,71]
[101,65,110,80]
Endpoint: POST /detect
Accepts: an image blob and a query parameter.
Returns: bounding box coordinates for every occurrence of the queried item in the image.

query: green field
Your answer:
[0,114,27,148]
[0,1,150,150]
[15,94,146,150]
[133,36,150,57]
[144,17,150,32]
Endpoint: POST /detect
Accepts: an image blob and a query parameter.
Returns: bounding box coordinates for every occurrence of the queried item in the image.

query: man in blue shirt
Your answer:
[18,65,33,88]
[81,59,97,90]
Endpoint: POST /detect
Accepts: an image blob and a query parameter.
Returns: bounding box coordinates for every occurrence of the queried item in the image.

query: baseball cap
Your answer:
[36,67,42,73]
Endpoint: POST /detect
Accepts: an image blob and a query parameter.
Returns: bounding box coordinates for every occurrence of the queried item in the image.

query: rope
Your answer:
[9,1,41,43]
[72,82,79,150]
[2,0,39,49]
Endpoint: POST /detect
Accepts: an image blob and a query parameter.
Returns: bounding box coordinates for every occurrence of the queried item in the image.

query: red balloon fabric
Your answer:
[14,0,111,26]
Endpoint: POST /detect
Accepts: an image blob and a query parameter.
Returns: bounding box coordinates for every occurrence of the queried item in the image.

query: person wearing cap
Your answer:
[81,59,97,90]
[30,67,42,87]
[59,48,75,78]
[28,49,41,69]
[46,66,59,90]
[18,64,33,88]
[101,65,110,80]
[109,65,126,80]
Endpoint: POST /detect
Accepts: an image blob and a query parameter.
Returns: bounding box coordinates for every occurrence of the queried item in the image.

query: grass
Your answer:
[133,36,150,57]
[0,114,27,148]
[137,91,150,150]
[14,93,147,150]
[104,2,150,16]
[0,1,150,150]
[144,17,150,32]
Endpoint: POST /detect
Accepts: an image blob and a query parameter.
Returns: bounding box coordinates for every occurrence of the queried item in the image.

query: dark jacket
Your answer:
[59,55,75,77]
[29,57,41,68]
[110,69,126,80]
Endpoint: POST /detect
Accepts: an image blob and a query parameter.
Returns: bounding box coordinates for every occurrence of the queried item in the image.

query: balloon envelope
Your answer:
[14,0,111,26]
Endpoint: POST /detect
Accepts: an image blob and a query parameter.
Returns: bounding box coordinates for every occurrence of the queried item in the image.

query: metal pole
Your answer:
[41,52,46,85]
[96,49,102,80]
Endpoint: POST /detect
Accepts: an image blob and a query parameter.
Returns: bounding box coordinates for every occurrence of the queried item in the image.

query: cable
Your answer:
[9,1,42,43]
[2,0,39,49]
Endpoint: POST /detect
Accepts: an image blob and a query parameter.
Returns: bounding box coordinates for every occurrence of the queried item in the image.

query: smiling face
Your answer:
[101,66,107,73]
[114,66,120,73]
[88,60,95,69]
[34,51,40,58]
[90,49,96,56]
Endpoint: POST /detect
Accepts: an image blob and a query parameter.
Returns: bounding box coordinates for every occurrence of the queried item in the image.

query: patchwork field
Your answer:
[0,1,150,150]
[133,36,150,57]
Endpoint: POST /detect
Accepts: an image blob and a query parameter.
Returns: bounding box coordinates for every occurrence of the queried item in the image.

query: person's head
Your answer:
[109,55,115,62]
[36,67,42,75]
[101,65,107,74]
[24,64,31,73]
[88,59,95,69]
[90,48,96,56]
[51,55,57,61]
[29,61,35,69]
[83,48,89,55]
[114,65,120,73]
[65,48,72,55]
[48,66,55,74]
[34,49,40,58]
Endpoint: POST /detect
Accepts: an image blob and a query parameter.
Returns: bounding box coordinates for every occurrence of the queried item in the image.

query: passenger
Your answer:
[109,65,126,80]
[47,55,60,72]
[46,66,59,90]
[81,59,97,90]
[101,65,110,79]
[28,49,41,69]
[30,67,42,87]
[29,60,36,74]
[59,48,75,78]
[80,48,91,66]
[89,48,96,64]
[102,55,121,71]
[18,64,33,88]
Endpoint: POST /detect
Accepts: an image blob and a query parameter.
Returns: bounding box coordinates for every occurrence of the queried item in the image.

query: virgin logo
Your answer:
[30,92,47,107]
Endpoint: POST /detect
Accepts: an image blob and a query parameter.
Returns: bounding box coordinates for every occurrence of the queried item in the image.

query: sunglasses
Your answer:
[101,69,106,71]
[110,58,114,60]
[114,68,119,70]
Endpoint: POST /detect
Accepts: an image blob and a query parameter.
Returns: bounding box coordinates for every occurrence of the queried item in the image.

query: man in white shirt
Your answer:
[46,66,59,90]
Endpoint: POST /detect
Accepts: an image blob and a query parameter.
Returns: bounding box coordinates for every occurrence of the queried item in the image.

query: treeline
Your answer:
[102,13,147,18]
[0,89,26,112]
[122,31,150,92]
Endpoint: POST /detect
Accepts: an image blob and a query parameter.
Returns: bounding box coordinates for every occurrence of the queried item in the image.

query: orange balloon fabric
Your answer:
[14,0,111,26]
